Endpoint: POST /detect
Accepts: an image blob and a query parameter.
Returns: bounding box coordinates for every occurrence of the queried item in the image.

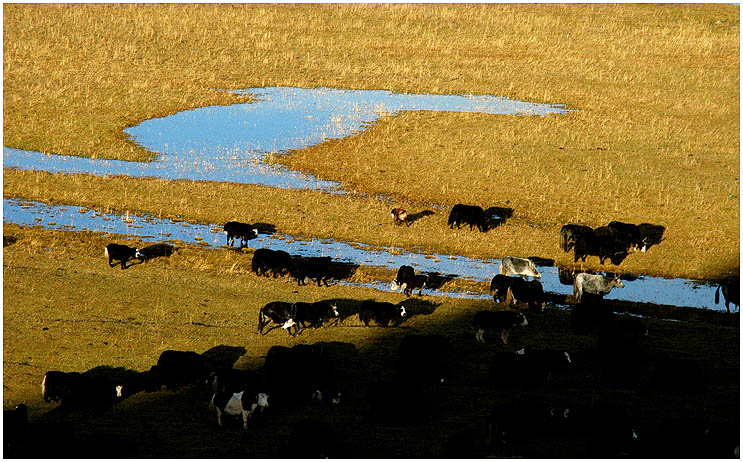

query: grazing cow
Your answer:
[519,346,572,381]
[264,344,340,406]
[597,317,649,385]
[559,224,594,253]
[104,243,142,269]
[224,221,259,247]
[637,223,665,250]
[490,274,515,303]
[295,256,333,287]
[359,300,406,327]
[391,265,427,296]
[507,279,547,311]
[251,248,297,279]
[448,204,489,232]
[152,350,208,391]
[391,208,409,226]
[210,390,269,430]
[391,265,415,292]
[257,301,298,336]
[472,310,528,344]
[397,334,453,385]
[607,221,646,252]
[488,400,576,452]
[499,256,541,280]
[573,273,624,301]
[572,228,629,265]
[489,348,570,388]
[715,278,739,313]
[41,371,121,408]
[293,301,340,331]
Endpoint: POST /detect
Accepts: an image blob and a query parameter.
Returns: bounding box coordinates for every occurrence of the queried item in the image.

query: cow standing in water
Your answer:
[573,273,624,301]
[499,256,541,280]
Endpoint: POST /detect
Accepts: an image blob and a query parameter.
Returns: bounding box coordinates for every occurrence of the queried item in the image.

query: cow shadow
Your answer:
[484,206,514,231]
[327,261,360,283]
[406,210,435,225]
[139,243,176,261]
[421,272,457,291]
[4,235,18,247]
[639,223,665,250]
[528,256,555,267]
[200,345,248,370]
[399,298,440,322]
[254,222,277,236]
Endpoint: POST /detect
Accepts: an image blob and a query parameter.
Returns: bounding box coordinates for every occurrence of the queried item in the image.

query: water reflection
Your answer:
[3,198,724,311]
[4,87,569,192]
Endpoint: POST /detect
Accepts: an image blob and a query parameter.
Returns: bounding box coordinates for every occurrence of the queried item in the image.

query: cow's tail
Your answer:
[104,246,109,258]
[573,279,581,300]
[715,285,721,304]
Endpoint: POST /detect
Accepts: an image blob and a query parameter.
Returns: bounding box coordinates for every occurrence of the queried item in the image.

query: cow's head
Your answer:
[135,248,143,259]
[613,277,625,289]
[256,392,269,408]
[518,313,528,326]
[116,384,123,398]
[330,304,339,317]
[399,305,407,317]
[282,319,296,330]
[390,280,400,292]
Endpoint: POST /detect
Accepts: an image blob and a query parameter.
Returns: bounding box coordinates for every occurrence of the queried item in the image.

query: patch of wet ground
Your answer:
[4,198,735,320]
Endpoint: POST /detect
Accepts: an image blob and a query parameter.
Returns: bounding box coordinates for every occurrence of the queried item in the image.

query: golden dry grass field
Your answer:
[2,4,740,458]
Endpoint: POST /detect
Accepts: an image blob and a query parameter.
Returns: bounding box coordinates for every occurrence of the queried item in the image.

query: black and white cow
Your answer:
[295,256,333,287]
[499,256,541,280]
[41,371,121,408]
[105,243,143,269]
[391,207,409,226]
[257,301,298,336]
[390,264,427,296]
[151,350,208,391]
[293,301,340,331]
[224,221,259,247]
[472,310,528,344]
[715,277,739,313]
[397,334,454,385]
[573,273,624,301]
[263,344,340,406]
[448,204,489,232]
[359,300,407,327]
[559,224,594,253]
[210,378,270,431]
[251,248,297,279]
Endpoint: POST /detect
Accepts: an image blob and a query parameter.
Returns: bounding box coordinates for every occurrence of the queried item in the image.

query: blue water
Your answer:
[4,86,569,191]
[3,198,725,311]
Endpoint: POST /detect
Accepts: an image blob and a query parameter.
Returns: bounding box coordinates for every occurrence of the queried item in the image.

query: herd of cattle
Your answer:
[7,202,738,457]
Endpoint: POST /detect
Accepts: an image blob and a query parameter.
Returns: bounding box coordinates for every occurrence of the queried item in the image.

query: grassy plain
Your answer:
[3,224,739,457]
[3,4,740,280]
[2,4,740,457]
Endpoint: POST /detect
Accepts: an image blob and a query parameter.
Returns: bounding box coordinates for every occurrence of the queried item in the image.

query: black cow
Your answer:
[391,265,427,296]
[448,204,489,232]
[559,224,594,252]
[607,221,645,252]
[472,310,528,344]
[490,275,546,310]
[488,400,575,452]
[572,228,628,265]
[715,277,739,313]
[359,300,407,327]
[280,421,339,458]
[367,380,439,425]
[391,265,415,292]
[397,334,454,385]
[224,221,258,247]
[489,348,570,388]
[151,350,208,391]
[263,344,340,406]
[41,371,121,408]
[257,301,298,336]
[293,301,340,331]
[105,243,143,269]
[207,368,262,395]
[295,256,333,287]
[251,248,297,279]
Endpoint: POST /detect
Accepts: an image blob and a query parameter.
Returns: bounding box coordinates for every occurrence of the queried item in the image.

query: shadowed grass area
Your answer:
[3,224,739,457]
